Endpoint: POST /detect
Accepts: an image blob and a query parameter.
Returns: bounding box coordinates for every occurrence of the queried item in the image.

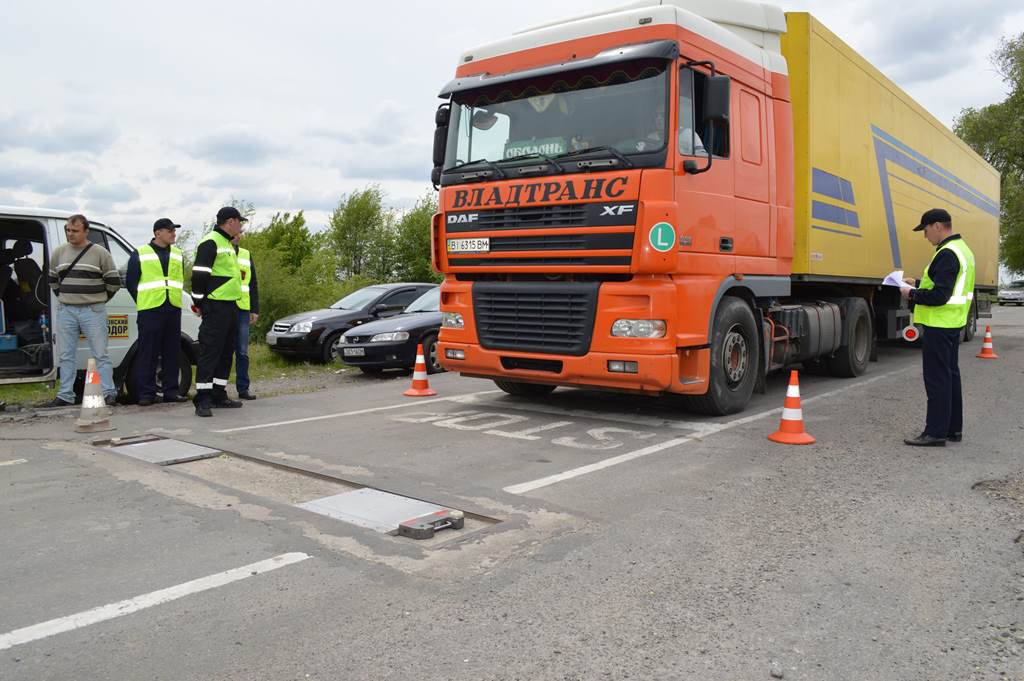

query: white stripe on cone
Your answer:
[413,370,427,380]
[786,384,800,398]
[82,395,105,409]
[781,407,803,421]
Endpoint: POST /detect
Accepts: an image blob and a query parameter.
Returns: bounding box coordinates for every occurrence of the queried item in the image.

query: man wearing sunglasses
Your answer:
[125,217,188,406]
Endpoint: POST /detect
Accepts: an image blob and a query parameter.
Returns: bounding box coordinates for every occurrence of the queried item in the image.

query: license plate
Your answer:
[343,347,365,357]
[447,237,490,254]
[266,334,277,346]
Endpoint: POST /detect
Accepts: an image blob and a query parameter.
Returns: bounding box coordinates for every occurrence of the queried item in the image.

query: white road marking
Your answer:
[503,367,914,495]
[214,390,502,433]
[0,552,311,651]
[0,459,28,467]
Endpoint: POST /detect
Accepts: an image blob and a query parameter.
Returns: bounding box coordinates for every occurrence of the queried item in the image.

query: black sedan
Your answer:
[336,287,443,374]
[266,283,435,362]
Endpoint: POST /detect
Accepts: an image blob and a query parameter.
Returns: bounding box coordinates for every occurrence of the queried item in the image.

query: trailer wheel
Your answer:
[683,296,758,415]
[961,301,977,343]
[828,298,871,377]
[494,379,556,397]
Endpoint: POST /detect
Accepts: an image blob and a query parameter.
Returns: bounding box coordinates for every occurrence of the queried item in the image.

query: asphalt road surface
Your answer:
[3,306,1024,680]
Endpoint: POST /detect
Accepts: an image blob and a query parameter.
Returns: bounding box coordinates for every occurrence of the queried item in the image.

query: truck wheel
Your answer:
[494,379,556,397]
[962,302,977,343]
[827,298,871,377]
[683,296,758,415]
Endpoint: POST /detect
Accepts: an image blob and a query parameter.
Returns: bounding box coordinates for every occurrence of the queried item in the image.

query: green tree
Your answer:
[394,193,441,283]
[328,186,390,277]
[241,211,315,273]
[954,33,1024,271]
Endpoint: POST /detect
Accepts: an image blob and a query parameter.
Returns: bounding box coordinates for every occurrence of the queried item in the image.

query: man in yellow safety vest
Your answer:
[125,218,188,406]
[900,208,976,447]
[232,234,259,400]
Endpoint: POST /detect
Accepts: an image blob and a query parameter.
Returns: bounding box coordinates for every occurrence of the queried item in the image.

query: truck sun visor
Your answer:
[438,40,679,98]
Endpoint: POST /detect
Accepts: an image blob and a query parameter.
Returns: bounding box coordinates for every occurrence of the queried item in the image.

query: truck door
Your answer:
[733,87,770,258]
[674,63,735,269]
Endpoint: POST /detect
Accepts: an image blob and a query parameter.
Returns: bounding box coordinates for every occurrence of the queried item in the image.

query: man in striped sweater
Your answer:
[46,214,121,407]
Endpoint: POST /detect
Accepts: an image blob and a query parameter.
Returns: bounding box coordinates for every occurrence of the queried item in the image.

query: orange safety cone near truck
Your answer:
[403,344,437,397]
[768,370,815,445]
[976,326,999,359]
[75,358,114,433]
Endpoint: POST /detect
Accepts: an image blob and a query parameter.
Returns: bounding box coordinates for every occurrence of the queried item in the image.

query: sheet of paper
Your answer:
[883,270,912,289]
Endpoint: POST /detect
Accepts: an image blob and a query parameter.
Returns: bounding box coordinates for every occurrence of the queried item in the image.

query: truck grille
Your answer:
[473,281,599,356]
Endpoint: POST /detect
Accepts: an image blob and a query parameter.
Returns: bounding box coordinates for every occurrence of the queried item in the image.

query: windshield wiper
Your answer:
[555,146,634,168]
[494,153,565,173]
[447,158,506,179]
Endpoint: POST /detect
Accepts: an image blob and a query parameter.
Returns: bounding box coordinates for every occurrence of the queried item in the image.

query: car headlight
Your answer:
[290,321,313,333]
[370,331,409,343]
[611,319,666,338]
[442,312,464,329]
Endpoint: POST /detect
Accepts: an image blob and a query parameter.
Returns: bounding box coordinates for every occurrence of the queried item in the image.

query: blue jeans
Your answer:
[56,302,115,402]
[235,309,251,394]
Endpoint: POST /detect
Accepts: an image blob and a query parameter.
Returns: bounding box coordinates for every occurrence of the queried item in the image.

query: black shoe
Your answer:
[43,397,75,408]
[104,395,118,407]
[137,398,153,407]
[904,434,947,447]
[237,391,257,400]
[161,394,189,403]
[947,432,963,442]
[195,402,213,417]
[212,397,243,408]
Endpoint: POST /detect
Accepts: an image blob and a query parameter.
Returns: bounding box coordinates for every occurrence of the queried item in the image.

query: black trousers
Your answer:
[195,299,237,404]
[134,304,181,400]
[921,325,963,438]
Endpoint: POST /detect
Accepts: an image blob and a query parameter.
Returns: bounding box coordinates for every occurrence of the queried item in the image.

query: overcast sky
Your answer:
[1,0,1022,245]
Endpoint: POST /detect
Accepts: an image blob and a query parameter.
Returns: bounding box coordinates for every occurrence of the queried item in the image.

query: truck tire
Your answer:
[682,296,758,415]
[962,301,977,343]
[494,379,556,397]
[422,333,444,374]
[827,297,871,377]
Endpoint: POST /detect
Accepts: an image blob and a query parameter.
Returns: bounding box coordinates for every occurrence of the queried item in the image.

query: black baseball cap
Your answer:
[913,208,952,231]
[153,217,180,232]
[216,206,248,223]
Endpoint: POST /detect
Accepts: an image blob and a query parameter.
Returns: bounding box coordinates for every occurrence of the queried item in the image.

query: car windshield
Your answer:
[331,286,386,310]
[444,58,668,170]
[404,287,439,313]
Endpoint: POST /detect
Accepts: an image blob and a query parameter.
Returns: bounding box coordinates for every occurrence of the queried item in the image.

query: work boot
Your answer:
[237,391,257,400]
[137,397,153,407]
[212,396,243,408]
[947,432,963,443]
[161,394,189,403]
[194,397,213,417]
[43,397,75,408]
[104,395,119,407]
[903,433,946,447]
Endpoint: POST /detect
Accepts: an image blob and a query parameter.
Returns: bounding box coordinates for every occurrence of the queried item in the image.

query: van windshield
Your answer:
[444,58,669,170]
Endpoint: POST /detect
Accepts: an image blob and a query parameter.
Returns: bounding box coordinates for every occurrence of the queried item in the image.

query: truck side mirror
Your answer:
[432,104,450,188]
[703,75,730,124]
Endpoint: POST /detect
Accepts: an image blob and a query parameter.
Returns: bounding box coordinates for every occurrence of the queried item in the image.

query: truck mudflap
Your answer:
[438,341,710,395]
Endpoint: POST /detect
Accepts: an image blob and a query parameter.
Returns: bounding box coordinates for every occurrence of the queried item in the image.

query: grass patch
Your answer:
[0,344,346,407]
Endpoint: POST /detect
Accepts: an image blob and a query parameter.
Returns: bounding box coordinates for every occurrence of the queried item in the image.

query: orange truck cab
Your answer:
[429,0,999,415]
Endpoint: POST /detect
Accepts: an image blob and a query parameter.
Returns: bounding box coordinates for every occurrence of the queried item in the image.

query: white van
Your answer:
[0,206,201,402]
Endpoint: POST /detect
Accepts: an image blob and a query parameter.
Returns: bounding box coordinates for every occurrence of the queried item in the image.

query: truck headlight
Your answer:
[370,331,409,342]
[442,312,464,329]
[611,319,666,338]
[290,321,313,333]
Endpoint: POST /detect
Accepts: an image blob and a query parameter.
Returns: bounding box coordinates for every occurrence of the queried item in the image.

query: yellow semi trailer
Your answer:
[784,13,1000,287]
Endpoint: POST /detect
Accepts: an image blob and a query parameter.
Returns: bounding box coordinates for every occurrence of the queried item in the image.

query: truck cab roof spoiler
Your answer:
[438,39,679,98]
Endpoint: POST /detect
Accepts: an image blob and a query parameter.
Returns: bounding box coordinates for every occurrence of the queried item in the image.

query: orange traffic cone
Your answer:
[75,358,114,433]
[768,370,815,445]
[976,325,999,359]
[403,344,437,397]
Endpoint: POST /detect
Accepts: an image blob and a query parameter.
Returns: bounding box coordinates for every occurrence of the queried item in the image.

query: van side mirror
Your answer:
[432,104,450,188]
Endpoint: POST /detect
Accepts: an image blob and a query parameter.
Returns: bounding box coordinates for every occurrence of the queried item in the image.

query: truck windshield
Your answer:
[444,58,669,171]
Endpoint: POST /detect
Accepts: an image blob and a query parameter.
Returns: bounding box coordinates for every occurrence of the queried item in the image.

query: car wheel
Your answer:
[422,333,443,374]
[321,332,342,363]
